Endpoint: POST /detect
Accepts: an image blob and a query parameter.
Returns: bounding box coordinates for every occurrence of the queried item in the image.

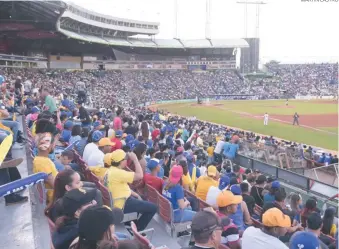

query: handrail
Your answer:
[234,153,338,195]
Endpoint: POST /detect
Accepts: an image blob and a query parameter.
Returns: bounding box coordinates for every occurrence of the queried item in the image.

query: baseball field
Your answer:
[156,99,338,151]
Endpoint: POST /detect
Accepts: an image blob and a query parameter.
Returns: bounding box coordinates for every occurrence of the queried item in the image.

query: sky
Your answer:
[69,0,339,63]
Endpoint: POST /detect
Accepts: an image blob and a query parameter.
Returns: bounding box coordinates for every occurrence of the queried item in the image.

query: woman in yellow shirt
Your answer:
[321,207,337,237]
[33,132,58,203]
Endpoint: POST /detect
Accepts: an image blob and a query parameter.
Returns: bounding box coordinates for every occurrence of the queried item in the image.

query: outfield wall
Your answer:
[296,95,335,100]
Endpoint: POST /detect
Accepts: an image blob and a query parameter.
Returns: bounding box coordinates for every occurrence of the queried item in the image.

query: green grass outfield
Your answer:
[157,100,338,151]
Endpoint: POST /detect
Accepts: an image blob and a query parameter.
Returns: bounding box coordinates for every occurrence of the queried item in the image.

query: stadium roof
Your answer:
[0,0,249,50]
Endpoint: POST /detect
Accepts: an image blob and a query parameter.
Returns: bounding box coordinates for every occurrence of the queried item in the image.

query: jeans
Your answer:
[186,196,199,212]
[173,208,196,223]
[123,196,157,231]
[1,120,19,143]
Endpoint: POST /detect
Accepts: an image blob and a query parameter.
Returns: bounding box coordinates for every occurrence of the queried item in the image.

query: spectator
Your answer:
[69,205,125,249]
[289,232,320,249]
[182,210,223,249]
[250,174,267,207]
[111,130,123,152]
[83,130,103,164]
[33,132,58,203]
[301,198,319,228]
[206,142,214,164]
[290,212,330,249]
[61,120,73,143]
[242,173,256,192]
[322,207,337,237]
[263,181,281,205]
[69,125,82,145]
[206,174,230,208]
[87,138,114,167]
[240,182,255,216]
[287,193,303,225]
[195,165,219,201]
[143,158,164,193]
[52,188,97,249]
[242,208,291,249]
[216,190,242,249]
[105,149,156,231]
[76,102,91,128]
[41,88,57,114]
[162,165,196,223]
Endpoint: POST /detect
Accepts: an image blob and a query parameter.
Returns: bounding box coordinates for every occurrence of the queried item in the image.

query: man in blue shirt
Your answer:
[225,140,239,160]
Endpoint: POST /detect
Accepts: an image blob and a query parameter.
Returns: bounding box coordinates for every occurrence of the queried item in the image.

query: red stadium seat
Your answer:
[130,221,156,249]
[198,198,212,210]
[251,217,264,228]
[157,192,192,238]
[219,244,230,249]
[146,184,158,205]
[254,204,263,216]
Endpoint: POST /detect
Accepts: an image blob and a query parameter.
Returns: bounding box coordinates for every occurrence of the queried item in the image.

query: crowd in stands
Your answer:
[0,66,337,249]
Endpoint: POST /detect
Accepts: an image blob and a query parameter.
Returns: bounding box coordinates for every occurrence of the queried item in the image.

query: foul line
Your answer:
[214,105,338,136]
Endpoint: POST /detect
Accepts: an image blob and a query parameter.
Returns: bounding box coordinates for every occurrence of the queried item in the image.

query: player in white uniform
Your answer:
[264,112,269,125]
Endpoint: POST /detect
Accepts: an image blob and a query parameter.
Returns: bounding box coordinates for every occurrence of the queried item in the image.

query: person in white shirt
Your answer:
[87,138,114,167]
[83,130,103,163]
[264,112,269,126]
[206,174,230,208]
[214,137,225,164]
[242,208,291,249]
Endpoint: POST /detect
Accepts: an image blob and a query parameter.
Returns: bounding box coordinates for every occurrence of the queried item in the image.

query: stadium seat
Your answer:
[130,221,156,249]
[219,244,231,249]
[250,217,264,228]
[157,192,192,238]
[145,184,158,205]
[198,198,212,210]
[253,204,263,216]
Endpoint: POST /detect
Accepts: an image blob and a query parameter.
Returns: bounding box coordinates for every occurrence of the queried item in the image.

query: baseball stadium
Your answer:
[0,1,338,249]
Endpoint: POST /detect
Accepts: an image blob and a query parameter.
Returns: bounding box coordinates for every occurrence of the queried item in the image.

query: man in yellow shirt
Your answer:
[195,165,219,201]
[206,142,215,164]
[33,132,58,203]
[104,149,157,231]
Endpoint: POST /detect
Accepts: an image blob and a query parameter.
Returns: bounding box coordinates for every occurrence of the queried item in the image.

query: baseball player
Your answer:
[293,112,299,125]
[264,112,269,125]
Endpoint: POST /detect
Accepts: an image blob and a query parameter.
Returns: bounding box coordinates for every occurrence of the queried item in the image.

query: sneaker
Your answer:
[5,195,28,206]
[1,158,23,169]
[12,143,24,150]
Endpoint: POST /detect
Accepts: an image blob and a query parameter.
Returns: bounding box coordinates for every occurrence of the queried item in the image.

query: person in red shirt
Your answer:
[151,123,161,141]
[143,158,164,193]
[111,130,123,152]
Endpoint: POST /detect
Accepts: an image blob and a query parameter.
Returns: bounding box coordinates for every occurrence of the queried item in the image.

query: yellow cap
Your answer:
[103,153,112,166]
[207,165,217,177]
[262,208,291,228]
[217,190,242,207]
[98,138,115,147]
[110,149,126,163]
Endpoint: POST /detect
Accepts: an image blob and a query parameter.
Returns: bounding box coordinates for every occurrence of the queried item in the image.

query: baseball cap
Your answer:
[290,232,320,249]
[217,190,242,207]
[64,120,74,129]
[262,208,291,227]
[169,165,183,184]
[219,174,230,190]
[147,158,163,170]
[78,205,124,242]
[125,134,134,144]
[176,146,184,153]
[103,153,112,166]
[110,149,126,164]
[98,138,115,147]
[191,210,222,235]
[256,174,267,184]
[92,130,103,142]
[62,188,96,217]
[115,130,123,137]
[31,106,40,113]
[230,185,242,195]
[271,181,280,189]
[207,165,217,177]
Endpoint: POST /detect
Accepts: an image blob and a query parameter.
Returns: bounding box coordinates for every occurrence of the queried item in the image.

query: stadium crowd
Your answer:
[0,66,337,249]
